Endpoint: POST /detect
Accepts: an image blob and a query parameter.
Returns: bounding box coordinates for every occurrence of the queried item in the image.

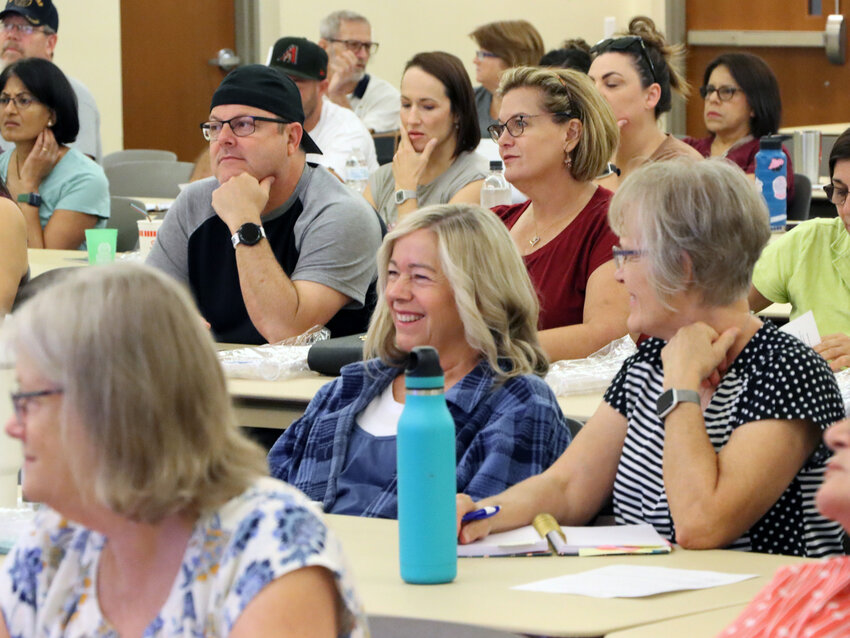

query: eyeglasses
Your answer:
[612,246,645,269]
[200,115,289,141]
[0,92,38,110]
[824,183,849,207]
[10,387,63,422]
[1,22,46,36]
[328,38,379,55]
[699,84,742,101]
[487,112,575,143]
[475,50,501,60]
[591,35,658,85]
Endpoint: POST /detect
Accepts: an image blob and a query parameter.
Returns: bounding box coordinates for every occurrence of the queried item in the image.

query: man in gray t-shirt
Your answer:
[147,64,381,345]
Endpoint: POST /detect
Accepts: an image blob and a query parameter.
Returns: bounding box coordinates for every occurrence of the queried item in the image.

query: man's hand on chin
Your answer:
[211,173,275,232]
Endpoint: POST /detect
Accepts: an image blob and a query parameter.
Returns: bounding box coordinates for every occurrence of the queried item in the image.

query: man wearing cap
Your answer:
[147,65,382,345]
[0,0,101,162]
[318,10,399,134]
[270,36,377,179]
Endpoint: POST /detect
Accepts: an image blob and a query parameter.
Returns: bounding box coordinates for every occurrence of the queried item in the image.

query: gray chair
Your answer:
[102,149,178,169]
[105,160,193,198]
[107,196,147,252]
[787,173,812,222]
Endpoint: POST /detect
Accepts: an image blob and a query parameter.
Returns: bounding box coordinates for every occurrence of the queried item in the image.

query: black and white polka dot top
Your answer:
[603,321,846,558]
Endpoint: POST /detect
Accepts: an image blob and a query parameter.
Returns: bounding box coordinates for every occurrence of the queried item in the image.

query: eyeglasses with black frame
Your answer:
[328,38,379,55]
[590,35,658,85]
[699,84,742,102]
[487,111,576,143]
[612,246,645,269]
[0,92,38,110]
[9,387,63,422]
[824,183,849,207]
[200,115,290,142]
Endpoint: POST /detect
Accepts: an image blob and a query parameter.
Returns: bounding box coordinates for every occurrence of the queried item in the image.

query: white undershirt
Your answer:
[355,383,404,437]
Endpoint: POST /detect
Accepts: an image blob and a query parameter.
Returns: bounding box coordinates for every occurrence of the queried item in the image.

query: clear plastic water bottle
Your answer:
[480,160,512,208]
[397,346,457,585]
[344,148,369,193]
[755,135,788,231]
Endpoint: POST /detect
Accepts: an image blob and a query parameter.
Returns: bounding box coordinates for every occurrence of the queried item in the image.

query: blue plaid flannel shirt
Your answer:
[268,358,571,518]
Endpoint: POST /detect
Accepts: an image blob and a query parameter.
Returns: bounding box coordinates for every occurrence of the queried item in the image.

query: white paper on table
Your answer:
[512,565,757,598]
[780,310,821,347]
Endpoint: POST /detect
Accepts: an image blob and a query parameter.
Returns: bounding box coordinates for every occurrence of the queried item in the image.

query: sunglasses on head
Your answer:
[590,35,658,85]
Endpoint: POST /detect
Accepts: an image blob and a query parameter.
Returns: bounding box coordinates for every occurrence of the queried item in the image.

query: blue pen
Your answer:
[461,505,501,523]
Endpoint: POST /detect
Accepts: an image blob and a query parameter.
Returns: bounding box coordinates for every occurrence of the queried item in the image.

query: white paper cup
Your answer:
[137,219,164,259]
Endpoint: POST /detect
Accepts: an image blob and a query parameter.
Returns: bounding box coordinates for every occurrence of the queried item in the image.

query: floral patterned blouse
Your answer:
[0,477,365,637]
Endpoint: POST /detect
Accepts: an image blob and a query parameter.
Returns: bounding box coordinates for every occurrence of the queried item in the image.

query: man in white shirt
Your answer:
[269,36,377,179]
[318,11,399,134]
[0,0,101,162]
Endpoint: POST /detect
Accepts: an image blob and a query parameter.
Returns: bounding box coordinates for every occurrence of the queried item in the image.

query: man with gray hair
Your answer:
[318,10,399,133]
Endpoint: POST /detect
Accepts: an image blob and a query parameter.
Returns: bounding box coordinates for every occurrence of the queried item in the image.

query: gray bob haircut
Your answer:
[320,10,369,39]
[608,158,770,307]
[8,263,267,523]
[364,203,549,381]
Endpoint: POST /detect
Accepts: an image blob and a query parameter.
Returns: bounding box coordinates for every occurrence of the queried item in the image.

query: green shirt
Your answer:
[753,217,850,336]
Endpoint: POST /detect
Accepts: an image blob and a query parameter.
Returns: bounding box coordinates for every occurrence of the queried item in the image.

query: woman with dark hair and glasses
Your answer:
[750,127,850,370]
[588,16,701,189]
[487,66,629,362]
[364,51,487,227]
[684,52,793,200]
[0,58,109,248]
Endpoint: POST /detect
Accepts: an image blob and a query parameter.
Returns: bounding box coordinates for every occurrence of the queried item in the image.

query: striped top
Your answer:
[720,557,850,637]
[603,322,845,557]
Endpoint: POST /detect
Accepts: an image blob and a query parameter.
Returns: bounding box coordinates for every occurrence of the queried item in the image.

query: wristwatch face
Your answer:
[656,390,675,418]
[394,189,414,205]
[237,223,263,246]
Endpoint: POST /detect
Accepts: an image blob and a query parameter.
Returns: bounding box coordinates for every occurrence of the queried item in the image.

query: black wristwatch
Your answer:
[231,222,266,249]
[17,192,42,207]
[656,388,701,419]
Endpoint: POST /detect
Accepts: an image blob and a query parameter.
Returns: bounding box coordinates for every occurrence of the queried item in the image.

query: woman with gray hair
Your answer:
[268,203,571,518]
[0,264,364,637]
[458,158,846,558]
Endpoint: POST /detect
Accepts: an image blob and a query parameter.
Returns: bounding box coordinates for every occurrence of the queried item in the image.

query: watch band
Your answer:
[17,192,42,207]
[656,388,701,419]
[394,189,417,205]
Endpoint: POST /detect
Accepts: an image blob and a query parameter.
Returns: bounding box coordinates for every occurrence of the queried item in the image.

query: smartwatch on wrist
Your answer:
[231,222,266,249]
[394,189,417,205]
[656,388,701,419]
[17,192,42,207]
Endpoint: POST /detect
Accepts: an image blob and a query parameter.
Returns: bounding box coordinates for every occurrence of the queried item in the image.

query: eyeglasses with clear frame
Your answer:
[199,115,289,141]
[699,84,742,101]
[487,111,575,143]
[475,50,501,60]
[1,22,46,36]
[9,387,63,422]
[0,92,38,110]
[328,38,379,55]
[612,246,645,269]
[824,183,849,207]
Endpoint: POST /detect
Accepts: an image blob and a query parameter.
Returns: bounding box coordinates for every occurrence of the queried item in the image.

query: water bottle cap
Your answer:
[405,346,444,382]
[759,134,790,150]
[489,160,503,171]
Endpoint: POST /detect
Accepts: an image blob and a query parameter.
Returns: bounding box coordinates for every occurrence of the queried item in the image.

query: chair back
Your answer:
[107,196,148,251]
[103,149,178,169]
[372,130,399,166]
[788,173,812,221]
[105,160,194,198]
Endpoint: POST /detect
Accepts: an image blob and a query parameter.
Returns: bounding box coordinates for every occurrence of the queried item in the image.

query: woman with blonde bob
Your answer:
[489,66,629,361]
[0,264,364,637]
[459,159,846,558]
[268,203,571,518]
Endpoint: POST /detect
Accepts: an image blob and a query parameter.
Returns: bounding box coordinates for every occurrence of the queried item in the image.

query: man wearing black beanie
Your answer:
[147,65,382,344]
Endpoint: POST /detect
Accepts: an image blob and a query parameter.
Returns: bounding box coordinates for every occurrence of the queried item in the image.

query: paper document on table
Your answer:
[512,565,757,598]
[780,310,821,347]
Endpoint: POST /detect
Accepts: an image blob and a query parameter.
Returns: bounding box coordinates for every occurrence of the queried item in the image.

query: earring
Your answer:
[564,154,572,168]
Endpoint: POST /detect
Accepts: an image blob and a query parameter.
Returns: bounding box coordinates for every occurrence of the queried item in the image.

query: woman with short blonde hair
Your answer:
[487,66,629,361]
[270,203,570,518]
[1,264,364,637]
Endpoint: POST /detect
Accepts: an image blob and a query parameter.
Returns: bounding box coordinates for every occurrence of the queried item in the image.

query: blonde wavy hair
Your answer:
[364,204,548,380]
[8,264,268,524]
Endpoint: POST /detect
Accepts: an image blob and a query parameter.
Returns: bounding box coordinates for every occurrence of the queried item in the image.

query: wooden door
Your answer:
[685,3,848,136]
[120,1,236,161]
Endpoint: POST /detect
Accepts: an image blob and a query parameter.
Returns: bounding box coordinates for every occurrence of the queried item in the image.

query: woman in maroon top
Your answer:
[488,66,629,361]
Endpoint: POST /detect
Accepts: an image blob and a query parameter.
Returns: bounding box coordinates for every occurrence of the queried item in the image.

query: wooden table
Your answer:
[27,248,89,278]
[325,514,808,638]
[605,604,747,637]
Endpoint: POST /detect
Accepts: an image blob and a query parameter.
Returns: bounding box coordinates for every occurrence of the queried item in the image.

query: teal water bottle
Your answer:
[755,135,788,231]
[397,346,457,584]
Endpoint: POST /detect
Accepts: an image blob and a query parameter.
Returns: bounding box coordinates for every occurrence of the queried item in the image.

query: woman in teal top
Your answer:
[0,58,108,248]
[750,126,850,371]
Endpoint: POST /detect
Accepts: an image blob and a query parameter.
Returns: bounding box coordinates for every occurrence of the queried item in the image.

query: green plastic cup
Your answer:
[85,228,118,265]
